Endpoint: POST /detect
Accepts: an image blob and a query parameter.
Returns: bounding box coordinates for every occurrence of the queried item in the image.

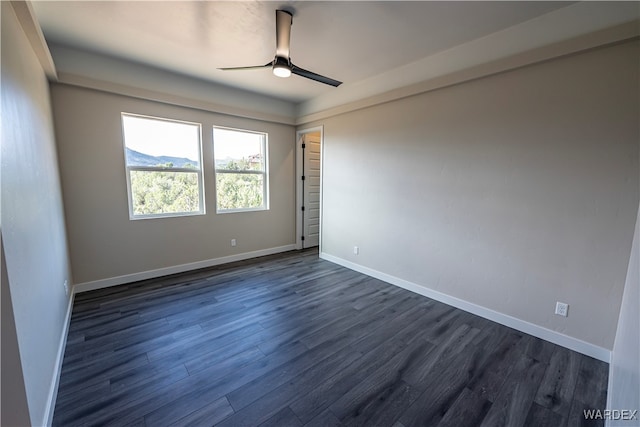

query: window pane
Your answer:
[130,170,200,215]
[122,113,204,219]
[213,126,268,213]
[216,173,264,211]
[213,128,264,171]
[123,115,200,168]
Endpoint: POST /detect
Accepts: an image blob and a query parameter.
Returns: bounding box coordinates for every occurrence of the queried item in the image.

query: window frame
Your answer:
[121,112,205,220]
[213,125,269,214]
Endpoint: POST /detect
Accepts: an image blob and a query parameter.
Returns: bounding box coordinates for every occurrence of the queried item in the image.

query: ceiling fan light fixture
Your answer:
[273,64,291,78]
[272,56,291,78]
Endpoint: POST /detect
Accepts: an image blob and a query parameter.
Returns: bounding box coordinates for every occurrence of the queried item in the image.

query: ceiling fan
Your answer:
[219,10,342,87]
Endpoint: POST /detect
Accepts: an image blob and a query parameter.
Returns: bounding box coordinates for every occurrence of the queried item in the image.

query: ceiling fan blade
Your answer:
[275,10,292,58]
[291,63,342,87]
[218,62,272,71]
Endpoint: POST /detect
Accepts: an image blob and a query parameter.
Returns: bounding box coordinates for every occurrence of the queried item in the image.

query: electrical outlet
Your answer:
[555,301,569,317]
[231,239,237,247]
[353,246,359,255]
[64,280,69,296]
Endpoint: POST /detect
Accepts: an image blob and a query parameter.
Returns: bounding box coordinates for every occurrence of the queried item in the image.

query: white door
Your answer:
[302,133,321,248]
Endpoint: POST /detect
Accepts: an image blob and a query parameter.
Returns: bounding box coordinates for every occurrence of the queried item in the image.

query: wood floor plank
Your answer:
[53,249,609,427]
[258,407,303,427]
[572,355,609,410]
[289,336,415,424]
[466,328,524,402]
[219,347,362,426]
[524,402,565,427]
[397,332,489,426]
[478,355,547,427]
[256,303,362,356]
[184,345,265,377]
[300,295,416,350]
[58,351,150,390]
[54,378,110,409]
[566,398,605,427]
[302,408,344,427]
[54,363,189,425]
[140,342,309,427]
[167,396,234,427]
[62,323,204,374]
[534,346,581,416]
[329,338,434,425]
[436,387,492,427]
[342,380,420,427]
[109,357,191,393]
[236,303,434,425]
[145,321,264,365]
[520,333,558,364]
[400,323,481,387]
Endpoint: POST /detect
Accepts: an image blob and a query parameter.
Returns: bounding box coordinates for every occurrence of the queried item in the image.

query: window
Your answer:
[122,113,204,219]
[213,127,268,213]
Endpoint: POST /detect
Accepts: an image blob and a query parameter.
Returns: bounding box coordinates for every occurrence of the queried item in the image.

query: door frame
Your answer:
[295,126,324,250]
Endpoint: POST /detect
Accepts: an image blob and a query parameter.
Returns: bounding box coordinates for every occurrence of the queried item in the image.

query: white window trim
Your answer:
[122,112,205,220]
[213,126,269,214]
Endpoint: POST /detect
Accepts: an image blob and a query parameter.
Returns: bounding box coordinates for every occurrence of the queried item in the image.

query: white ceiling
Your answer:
[31,1,639,112]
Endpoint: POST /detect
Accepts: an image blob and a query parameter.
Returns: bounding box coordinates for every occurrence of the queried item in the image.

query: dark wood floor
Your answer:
[54,249,608,427]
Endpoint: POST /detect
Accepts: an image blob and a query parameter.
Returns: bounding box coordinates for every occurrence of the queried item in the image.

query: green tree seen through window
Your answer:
[213,126,268,213]
[130,163,200,215]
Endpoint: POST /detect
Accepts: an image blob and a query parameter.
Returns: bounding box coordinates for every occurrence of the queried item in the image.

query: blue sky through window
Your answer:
[122,114,200,164]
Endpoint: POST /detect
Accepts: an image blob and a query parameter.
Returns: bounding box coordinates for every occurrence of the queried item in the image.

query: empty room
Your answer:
[2,1,639,426]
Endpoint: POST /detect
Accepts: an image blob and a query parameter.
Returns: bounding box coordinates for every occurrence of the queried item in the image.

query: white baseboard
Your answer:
[75,245,297,293]
[320,252,611,363]
[43,288,75,426]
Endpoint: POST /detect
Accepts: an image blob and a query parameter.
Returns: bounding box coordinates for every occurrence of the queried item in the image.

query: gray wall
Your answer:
[607,201,639,424]
[1,3,73,425]
[51,84,296,285]
[1,237,30,427]
[310,40,639,350]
